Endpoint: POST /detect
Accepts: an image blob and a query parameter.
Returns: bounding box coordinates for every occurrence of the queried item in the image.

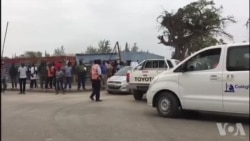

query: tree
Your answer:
[45,53,50,57]
[97,40,112,53]
[124,42,130,52]
[44,50,51,57]
[54,45,65,56]
[85,45,98,54]
[21,51,42,58]
[131,43,139,52]
[157,0,236,60]
[246,18,250,28]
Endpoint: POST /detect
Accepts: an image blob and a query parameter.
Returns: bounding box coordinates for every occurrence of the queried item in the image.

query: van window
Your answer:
[185,48,221,72]
[227,45,249,71]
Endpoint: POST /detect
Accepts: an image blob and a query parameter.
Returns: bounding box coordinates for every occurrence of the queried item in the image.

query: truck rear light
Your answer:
[126,73,130,82]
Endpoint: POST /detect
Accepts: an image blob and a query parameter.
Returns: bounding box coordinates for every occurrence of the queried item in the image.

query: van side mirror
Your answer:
[180,65,188,72]
[187,65,197,72]
[181,65,195,72]
[188,66,195,71]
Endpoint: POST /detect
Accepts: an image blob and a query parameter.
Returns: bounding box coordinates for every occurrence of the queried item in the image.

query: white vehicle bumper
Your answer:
[129,83,149,92]
[107,83,130,93]
[146,88,156,107]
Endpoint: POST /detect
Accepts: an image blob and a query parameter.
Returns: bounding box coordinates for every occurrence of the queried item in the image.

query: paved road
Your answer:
[2,91,249,141]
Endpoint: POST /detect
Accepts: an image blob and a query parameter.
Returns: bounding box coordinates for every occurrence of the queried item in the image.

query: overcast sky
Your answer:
[1,0,249,58]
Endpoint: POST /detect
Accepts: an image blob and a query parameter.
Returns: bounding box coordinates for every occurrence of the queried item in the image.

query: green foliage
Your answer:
[246,18,250,28]
[157,0,236,60]
[85,45,98,54]
[85,40,112,54]
[45,53,50,57]
[131,43,139,52]
[53,46,65,56]
[97,40,112,53]
[124,42,130,52]
[21,51,43,58]
[85,41,141,54]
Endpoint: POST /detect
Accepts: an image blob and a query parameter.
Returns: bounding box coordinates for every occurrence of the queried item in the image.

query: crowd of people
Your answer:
[1,59,126,95]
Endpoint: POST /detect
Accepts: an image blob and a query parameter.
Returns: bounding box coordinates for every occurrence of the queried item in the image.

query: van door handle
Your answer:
[210,75,220,80]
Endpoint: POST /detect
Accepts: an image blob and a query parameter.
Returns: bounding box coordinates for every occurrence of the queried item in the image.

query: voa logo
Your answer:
[216,123,246,136]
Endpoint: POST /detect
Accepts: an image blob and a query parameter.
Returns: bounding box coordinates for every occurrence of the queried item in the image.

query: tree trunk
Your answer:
[172,46,186,61]
[172,47,181,60]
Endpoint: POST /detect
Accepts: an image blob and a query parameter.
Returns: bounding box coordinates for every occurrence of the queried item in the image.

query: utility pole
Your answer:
[109,41,122,61]
[2,21,9,58]
[115,42,122,62]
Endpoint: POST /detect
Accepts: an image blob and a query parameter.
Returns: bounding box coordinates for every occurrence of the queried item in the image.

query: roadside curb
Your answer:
[5,89,93,93]
[5,87,107,93]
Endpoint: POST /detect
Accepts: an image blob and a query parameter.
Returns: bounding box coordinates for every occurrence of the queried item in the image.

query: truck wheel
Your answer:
[133,90,144,100]
[107,91,114,94]
[156,92,180,118]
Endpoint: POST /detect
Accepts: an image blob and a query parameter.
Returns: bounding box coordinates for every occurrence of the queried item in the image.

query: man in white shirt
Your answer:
[29,63,38,89]
[18,63,28,94]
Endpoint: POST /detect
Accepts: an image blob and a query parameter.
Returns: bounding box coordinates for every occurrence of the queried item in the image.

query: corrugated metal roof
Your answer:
[75,52,164,64]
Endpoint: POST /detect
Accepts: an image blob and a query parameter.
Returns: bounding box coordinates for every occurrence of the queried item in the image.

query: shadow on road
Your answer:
[145,110,249,125]
[105,92,132,96]
[180,111,249,125]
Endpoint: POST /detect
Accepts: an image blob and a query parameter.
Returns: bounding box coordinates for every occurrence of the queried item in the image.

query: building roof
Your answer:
[75,51,164,63]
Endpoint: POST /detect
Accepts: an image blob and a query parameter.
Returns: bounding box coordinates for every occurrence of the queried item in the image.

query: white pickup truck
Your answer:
[127,59,179,100]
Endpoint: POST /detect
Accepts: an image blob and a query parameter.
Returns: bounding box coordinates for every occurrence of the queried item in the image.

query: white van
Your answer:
[146,43,249,118]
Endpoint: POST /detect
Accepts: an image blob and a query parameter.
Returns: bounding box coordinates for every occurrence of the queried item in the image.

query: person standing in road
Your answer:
[117,61,124,71]
[55,66,65,94]
[64,61,73,91]
[1,62,7,94]
[76,60,87,90]
[9,63,18,89]
[51,62,56,88]
[90,59,104,101]
[46,62,55,89]
[29,63,38,89]
[18,63,28,94]
[106,61,113,78]
[112,60,118,75]
[55,61,62,88]
[38,60,48,90]
[100,60,108,89]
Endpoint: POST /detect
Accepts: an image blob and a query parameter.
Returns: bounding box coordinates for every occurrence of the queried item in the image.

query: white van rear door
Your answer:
[222,45,249,114]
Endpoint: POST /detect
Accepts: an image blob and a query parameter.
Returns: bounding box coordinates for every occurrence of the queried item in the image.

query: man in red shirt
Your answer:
[90,60,104,102]
[55,61,62,72]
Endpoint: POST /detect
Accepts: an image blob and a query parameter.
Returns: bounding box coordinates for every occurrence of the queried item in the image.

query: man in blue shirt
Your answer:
[100,60,108,89]
[64,62,73,91]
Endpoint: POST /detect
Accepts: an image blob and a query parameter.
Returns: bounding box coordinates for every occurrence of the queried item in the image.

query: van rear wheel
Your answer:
[156,92,180,118]
[107,91,114,94]
[133,90,144,100]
